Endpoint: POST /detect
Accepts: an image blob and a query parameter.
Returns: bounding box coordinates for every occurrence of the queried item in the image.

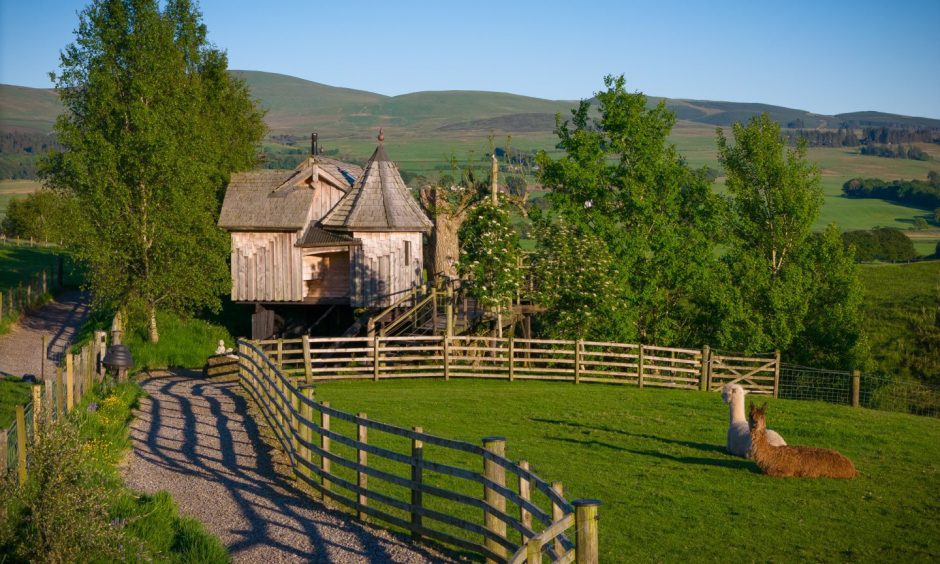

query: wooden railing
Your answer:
[255,336,780,395]
[234,340,599,563]
[1,333,108,482]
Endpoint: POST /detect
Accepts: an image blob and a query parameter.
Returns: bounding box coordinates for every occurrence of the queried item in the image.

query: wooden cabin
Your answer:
[218,142,432,310]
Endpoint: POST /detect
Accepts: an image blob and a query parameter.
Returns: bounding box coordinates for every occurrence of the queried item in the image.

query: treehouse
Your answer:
[218,135,432,317]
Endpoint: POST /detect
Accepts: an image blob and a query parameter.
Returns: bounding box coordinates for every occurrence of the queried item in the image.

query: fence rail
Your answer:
[1,333,109,481]
[233,340,599,563]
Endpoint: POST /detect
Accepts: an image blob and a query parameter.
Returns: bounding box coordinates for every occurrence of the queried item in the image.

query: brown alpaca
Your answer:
[748,403,857,479]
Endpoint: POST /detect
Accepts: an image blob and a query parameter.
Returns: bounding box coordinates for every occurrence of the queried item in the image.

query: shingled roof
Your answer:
[319,144,433,233]
[218,158,362,231]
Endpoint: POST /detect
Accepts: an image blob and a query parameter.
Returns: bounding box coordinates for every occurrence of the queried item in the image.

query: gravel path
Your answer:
[0,290,90,379]
[124,371,455,563]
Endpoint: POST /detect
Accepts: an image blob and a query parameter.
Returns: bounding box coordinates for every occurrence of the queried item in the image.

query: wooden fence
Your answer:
[0,266,64,326]
[234,340,600,563]
[256,336,780,396]
[1,333,108,482]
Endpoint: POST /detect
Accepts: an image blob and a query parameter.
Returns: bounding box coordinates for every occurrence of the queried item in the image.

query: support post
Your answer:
[445,286,454,337]
[16,405,26,485]
[301,387,314,478]
[31,386,42,443]
[773,350,781,398]
[482,437,507,563]
[321,402,331,491]
[357,413,368,521]
[443,335,451,381]
[291,390,301,467]
[851,370,861,408]
[94,330,107,379]
[373,337,381,381]
[508,337,515,382]
[276,338,283,368]
[573,499,601,564]
[431,289,438,336]
[551,481,565,556]
[40,334,46,382]
[302,335,313,384]
[575,340,582,384]
[637,345,645,388]
[55,367,64,420]
[518,460,532,541]
[700,345,710,391]
[66,354,74,411]
[411,426,424,541]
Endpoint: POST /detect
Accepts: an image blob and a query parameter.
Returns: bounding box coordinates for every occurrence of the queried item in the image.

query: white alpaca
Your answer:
[722,384,786,458]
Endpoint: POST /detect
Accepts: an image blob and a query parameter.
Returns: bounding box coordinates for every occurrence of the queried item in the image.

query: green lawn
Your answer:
[310,378,939,562]
[0,378,32,428]
[858,260,939,379]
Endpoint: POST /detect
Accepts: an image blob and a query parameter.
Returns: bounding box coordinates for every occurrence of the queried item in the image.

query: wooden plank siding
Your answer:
[352,231,423,308]
[232,232,304,302]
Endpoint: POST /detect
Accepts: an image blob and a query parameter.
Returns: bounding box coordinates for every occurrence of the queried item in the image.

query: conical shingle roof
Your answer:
[320,144,433,233]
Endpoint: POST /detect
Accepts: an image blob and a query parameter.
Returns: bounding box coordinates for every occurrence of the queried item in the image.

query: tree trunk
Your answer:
[148,302,159,343]
[433,215,461,279]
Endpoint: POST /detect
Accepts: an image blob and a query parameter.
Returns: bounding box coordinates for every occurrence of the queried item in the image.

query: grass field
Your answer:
[311,378,940,562]
[858,260,939,378]
[0,179,42,221]
[0,377,31,427]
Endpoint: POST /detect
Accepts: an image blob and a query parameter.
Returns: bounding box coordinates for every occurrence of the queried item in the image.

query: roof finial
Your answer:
[377,128,385,143]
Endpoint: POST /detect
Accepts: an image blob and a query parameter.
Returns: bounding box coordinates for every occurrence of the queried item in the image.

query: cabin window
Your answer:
[404,240,412,265]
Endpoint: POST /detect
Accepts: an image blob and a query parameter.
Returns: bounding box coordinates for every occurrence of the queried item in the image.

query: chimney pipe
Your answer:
[311,132,318,156]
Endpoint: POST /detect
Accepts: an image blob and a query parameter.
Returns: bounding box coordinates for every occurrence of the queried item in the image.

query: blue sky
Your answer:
[2,0,939,118]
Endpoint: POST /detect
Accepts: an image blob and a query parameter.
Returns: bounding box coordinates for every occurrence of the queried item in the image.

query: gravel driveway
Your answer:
[0,291,90,379]
[124,371,455,563]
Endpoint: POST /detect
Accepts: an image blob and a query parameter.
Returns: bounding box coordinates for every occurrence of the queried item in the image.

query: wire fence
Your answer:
[779,363,940,418]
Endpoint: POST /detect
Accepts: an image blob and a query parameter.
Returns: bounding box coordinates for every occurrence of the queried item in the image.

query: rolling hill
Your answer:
[3,70,939,138]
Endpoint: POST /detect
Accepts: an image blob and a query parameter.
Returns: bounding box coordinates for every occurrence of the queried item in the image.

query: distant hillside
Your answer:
[0,85,61,133]
[2,70,938,139]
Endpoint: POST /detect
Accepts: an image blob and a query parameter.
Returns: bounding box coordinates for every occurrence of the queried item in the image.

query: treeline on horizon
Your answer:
[842,171,940,211]
[0,131,61,179]
[785,126,940,149]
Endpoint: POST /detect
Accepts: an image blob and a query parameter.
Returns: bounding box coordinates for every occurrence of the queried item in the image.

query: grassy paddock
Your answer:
[0,377,32,427]
[312,378,940,562]
[126,310,234,371]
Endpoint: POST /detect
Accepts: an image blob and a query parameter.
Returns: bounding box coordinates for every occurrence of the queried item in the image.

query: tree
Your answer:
[536,75,721,344]
[41,0,265,342]
[0,190,76,242]
[716,114,863,367]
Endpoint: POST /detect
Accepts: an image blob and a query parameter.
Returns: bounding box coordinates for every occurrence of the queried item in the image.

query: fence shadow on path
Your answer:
[129,371,447,562]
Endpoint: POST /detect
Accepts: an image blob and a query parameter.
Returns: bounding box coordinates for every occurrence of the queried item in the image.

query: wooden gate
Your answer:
[708,351,780,396]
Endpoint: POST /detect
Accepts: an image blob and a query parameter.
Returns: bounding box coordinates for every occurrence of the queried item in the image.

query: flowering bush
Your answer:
[457,202,523,312]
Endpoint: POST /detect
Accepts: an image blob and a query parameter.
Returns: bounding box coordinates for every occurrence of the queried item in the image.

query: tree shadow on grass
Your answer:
[548,436,758,472]
[530,417,727,455]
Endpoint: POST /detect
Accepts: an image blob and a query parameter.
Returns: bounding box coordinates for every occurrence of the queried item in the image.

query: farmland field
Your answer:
[313,378,940,562]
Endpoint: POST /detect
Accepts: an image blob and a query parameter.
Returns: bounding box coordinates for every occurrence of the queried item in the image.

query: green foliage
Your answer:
[315,378,940,562]
[530,218,624,339]
[125,309,234,370]
[842,171,940,211]
[40,0,265,342]
[0,190,76,241]
[0,381,228,562]
[715,114,863,368]
[536,75,721,344]
[457,202,523,312]
[842,228,918,262]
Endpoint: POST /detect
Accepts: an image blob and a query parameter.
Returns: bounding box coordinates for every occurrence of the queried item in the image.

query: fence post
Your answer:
[291,388,301,467]
[16,405,27,485]
[482,437,507,563]
[508,337,515,382]
[700,345,710,391]
[411,426,424,541]
[431,289,438,336]
[31,385,42,443]
[66,354,74,412]
[573,499,601,564]
[276,338,283,367]
[443,335,451,381]
[518,460,532,541]
[357,413,368,521]
[773,350,781,398]
[637,345,645,388]
[575,340,582,384]
[302,335,313,384]
[56,367,64,420]
[301,387,314,479]
[551,481,565,556]
[42,270,47,294]
[321,402,331,492]
[41,334,47,383]
[0,429,6,476]
[445,286,454,337]
[373,337,381,381]
[851,370,861,407]
[94,330,107,380]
